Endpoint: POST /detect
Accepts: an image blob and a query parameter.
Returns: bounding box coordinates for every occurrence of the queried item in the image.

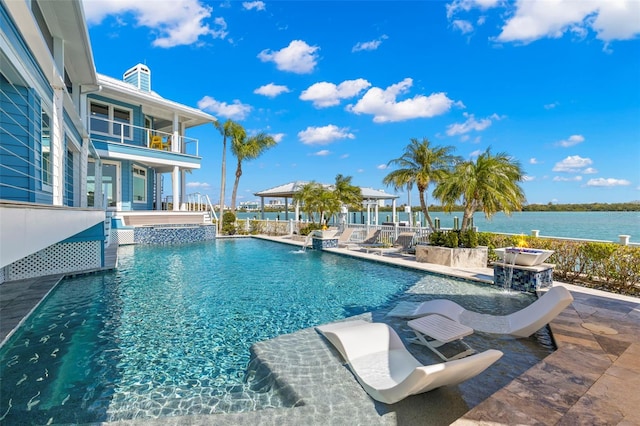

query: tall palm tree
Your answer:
[230,132,277,212]
[214,119,245,230]
[383,138,458,229]
[433,147,526,231]
[332,174,362,209]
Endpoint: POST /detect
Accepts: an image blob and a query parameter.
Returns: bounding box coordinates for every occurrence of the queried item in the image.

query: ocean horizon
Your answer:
[235,211,639,243]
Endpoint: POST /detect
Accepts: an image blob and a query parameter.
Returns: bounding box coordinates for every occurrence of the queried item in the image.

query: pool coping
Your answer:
[1,236,638,424]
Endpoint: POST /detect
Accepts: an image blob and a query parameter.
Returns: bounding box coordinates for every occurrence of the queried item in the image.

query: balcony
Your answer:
[89,116,199,157]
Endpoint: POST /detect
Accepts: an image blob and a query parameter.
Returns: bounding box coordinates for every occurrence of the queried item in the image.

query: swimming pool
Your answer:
[0,239,550,423]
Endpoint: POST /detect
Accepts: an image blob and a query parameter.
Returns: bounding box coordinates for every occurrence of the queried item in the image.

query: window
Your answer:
[41,110,52,187]
[90,102,132,139]
[113,107,131,138]
[133,166,147,203]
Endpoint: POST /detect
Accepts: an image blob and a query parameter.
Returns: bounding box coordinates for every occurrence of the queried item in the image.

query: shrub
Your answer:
[443,231,459,248]
[429,231,446,246]
[299,223,323,236]
[459,229,478,248]
[221,212,237,235]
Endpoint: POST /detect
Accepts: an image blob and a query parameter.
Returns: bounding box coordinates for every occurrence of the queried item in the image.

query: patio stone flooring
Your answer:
[0,235,638,425]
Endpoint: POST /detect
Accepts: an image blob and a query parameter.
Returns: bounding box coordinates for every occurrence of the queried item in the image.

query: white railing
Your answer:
[89,116,199,156]
[185,192,218,221]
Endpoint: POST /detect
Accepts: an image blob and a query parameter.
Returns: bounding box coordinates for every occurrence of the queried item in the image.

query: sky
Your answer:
[82,0,640,206]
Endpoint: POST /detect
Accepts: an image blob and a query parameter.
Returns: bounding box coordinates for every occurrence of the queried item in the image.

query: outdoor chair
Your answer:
[316,320,503,404]
[386,285,573,338]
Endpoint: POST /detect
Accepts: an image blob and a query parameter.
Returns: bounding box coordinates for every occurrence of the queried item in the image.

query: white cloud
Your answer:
[298,125,355,145]
[544,101,560,109]
[242,1,265,11]
[346,78,456,123]
[352,35,388,52]
[258,40,319,74]
[271,133,285,143]
[197,96,251,120]
[583,167,598,174]
[313,150,331,156]
[553,176,583,182]
[83,0,227,48]
[186,181,211,188]
[556,134,585,147]
[452,19,474,34]
[552,155,593,173]
[586,177,631,187]
[300,79,371,108]
[529,157,538,164]
[446,112,504,136]
[377,164,388,170]
[446,0,501,19]
[496,0,640,44]
[254,83,291,98]
[523,175,535,181]
[340,154,350,159]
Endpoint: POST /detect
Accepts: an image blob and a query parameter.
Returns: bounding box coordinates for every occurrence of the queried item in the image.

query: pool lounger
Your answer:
[316,320,503,404]
[386,285,574,338]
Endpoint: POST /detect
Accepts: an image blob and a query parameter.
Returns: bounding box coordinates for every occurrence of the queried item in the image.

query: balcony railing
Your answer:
[89,116,199,156]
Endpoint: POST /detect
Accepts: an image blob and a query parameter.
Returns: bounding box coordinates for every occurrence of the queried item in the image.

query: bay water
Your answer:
[236,211,639,242]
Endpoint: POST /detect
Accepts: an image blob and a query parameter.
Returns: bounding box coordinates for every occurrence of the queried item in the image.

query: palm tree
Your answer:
[214,120,245,230]
[230,132,277,212]
[333,174,362,209]
[433,147,526,231]
[383,138,458,229]
[293,182,342,225]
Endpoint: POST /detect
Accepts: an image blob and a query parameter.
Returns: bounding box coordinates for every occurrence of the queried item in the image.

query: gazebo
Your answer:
[253,181,400,226]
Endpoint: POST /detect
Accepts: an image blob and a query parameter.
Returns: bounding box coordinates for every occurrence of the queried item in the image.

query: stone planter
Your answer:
[312,230,338,239]
[416,245,488,268]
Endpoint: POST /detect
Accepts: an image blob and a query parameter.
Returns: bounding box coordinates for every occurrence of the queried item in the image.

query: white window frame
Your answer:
[40,107,53,192]
[89,101,133,140]
[132,165,147,204]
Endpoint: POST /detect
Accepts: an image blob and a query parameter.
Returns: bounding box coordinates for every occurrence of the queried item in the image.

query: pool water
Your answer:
[0,239,547,424]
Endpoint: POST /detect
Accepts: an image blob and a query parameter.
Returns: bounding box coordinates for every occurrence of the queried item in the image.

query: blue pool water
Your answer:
[0,239,545,424]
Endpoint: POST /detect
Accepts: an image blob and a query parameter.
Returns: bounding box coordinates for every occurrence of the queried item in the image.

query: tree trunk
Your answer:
[219,135,227,232]
[231,159,242,212]
[461,205,475,231]
[418,189,434,229]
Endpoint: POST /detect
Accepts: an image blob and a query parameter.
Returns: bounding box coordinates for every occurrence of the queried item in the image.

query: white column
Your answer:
[172,166,180,211]
[80,137,89,207]
[51,87,64,205]
[374,203,379,226]
[94,159,103,208]
[180,169,187,211]
[155,172,163,210]
[392,199,397,222]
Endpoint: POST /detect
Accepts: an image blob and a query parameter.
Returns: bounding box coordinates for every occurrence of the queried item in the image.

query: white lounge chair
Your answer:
[316,320,503,404]
[386,285,573,338]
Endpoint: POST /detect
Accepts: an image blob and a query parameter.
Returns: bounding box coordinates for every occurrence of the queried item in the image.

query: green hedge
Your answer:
[477,232,640,296]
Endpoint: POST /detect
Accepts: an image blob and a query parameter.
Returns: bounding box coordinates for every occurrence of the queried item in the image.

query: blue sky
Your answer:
[83,0,640,206]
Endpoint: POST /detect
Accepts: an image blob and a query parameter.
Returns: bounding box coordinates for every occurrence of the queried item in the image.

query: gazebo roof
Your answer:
[254,181,399,200]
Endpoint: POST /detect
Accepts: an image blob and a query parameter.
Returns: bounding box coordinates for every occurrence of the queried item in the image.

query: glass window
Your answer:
[87,161,95,207]
[41,110,52,186]
[90,103,109,134]
[133,166,147,203]
[103,163,117,208]
[113,107,131,138]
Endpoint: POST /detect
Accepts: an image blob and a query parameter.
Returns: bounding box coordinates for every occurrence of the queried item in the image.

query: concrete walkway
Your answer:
[1,236,638,425]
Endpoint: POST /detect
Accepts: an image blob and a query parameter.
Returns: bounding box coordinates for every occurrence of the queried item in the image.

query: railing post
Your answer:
[619,235,630,246]
[531,230,540,238]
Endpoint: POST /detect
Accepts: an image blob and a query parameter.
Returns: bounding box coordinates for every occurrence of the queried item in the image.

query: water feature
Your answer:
[0,239,551,424]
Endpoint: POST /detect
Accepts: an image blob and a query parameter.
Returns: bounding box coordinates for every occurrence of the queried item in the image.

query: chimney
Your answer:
[123,64,151,92]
